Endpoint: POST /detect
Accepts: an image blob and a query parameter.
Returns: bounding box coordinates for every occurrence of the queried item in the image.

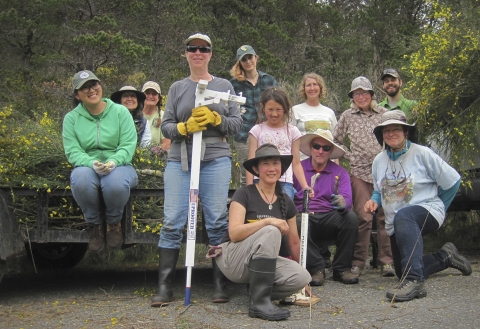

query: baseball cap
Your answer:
[72,70,100,91]
[184,33,212,47]
[142,81,161,94]
[236,45,256,61]
[381,68,400,80]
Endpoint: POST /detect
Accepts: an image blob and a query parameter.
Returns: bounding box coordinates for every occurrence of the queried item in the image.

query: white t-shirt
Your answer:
[291,102,337,159]
[372,143,460,235]
[249,123,301,183]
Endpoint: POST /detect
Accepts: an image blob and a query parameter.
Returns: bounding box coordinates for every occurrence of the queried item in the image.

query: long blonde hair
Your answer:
[229,55,260,81]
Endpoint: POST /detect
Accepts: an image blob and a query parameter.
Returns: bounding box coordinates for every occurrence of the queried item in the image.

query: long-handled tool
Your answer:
[184,80,245,306]
[283,184,321,306]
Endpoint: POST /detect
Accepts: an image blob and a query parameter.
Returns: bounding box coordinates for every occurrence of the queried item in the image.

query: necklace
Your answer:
[258,185,275,210]
[246,71,259,82]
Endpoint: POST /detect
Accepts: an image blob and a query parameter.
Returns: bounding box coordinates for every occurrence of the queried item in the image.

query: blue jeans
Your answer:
[70,165,138,225]
[159,157,231,249]
[390,205,449,282]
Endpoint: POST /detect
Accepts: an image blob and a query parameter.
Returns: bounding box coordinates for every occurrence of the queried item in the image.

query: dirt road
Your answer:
[0,254,479,329]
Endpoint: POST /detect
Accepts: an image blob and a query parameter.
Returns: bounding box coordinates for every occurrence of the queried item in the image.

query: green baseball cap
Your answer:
[72,70,100,91]
[236,45,256,61]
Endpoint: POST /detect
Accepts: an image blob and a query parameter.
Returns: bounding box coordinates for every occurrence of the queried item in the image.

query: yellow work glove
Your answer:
[177,116,207,136]
[192,106,222,127]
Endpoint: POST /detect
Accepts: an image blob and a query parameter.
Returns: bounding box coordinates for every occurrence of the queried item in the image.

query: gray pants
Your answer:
[216,225,311,300]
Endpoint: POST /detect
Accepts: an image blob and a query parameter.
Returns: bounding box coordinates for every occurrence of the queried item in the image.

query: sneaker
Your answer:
[89,223,105,252]
[441,242,472,276]
[106,222,123,250]
[333,270,359,284]
[310,271,325,286]
[386,279,427,302]
[381,264,395,277]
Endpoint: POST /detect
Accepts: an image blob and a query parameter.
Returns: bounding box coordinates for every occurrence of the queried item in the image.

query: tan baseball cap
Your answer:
[142,81,161,94]
[184,33,212,46]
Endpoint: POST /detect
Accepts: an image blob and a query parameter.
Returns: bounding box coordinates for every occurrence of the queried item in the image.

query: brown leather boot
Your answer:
[89,223,105,252]
[106,222,123,250]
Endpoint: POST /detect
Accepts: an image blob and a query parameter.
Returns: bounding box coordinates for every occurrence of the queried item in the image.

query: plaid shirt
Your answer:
[231,71,277,143]
[333,104,387,183]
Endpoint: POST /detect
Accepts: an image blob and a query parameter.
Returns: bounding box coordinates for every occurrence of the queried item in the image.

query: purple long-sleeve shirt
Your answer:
[293,158,353,213]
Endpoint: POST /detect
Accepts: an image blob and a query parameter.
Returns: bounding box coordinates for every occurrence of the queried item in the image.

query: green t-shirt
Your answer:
[379,94,417,118]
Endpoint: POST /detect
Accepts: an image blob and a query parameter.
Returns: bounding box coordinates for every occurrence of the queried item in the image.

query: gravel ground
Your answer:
[0,253,479,329]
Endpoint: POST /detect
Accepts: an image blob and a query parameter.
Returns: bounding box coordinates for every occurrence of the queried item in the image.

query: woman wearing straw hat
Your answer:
[365,110,470,302]
[211,143,311,321]
[333,76,395,277]
[111,86,151,147]
[230,45,278,186]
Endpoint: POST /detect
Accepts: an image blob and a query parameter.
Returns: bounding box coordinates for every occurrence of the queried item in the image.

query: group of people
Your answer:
[63,32,472,322]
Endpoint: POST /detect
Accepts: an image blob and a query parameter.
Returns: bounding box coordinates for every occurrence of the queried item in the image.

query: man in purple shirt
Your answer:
[293,129,359,285]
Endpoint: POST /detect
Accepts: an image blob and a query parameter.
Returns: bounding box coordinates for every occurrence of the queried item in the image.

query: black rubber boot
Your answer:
[212,258,229,303]
[151,248,180,307]
[248,258,290,321]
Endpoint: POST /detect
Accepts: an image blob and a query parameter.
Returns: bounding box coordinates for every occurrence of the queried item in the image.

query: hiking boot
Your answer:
[350,265,364,276]
[310,271,325,286]
[381,264,395,277]
[106,222,123,250]
[89,223,105,252]
[441,242,472,276]
[386,280,426,302]
[333,270,359,284]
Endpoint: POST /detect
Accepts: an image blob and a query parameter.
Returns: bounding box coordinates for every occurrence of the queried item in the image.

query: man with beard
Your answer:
[379,69,417,118]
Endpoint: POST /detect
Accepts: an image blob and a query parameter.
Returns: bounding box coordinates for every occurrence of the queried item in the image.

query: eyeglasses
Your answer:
[384,161,408,187]
[352,90,370,98]
[312,143,333,152]
[79,81,100,93]
[186,46,211,53]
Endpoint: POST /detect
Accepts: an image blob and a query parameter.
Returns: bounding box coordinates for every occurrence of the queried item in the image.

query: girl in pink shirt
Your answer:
[246,87,310,199]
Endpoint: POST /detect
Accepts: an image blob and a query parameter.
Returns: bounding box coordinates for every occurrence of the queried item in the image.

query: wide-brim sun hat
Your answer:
[185,33,212,47]
[243,143,293,177]
[299,129,345,159]
[110,86,146,104]
[348,76,374,99]
[373,110,418,145]
[236,45,256,61]
[72,70,100,91]
[141,81,161,95]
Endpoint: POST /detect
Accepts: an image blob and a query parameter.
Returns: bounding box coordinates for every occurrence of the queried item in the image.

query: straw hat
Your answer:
[299,129,345,159]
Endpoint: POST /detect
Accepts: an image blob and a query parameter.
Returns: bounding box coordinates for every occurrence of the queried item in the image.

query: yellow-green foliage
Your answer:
[407,0,480,178]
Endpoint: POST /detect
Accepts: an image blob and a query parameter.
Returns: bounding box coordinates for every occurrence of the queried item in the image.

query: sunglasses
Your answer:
[312,143,332,152]
[186,46,211,53]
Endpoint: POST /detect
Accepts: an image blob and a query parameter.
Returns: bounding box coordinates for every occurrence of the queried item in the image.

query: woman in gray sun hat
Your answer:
[333,76,396,277]
[211,143,311,321]
[365,110,470,302]
[229,45,278,186]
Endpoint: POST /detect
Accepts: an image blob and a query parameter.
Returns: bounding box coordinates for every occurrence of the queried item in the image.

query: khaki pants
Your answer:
[216,225,311,300]
[351,176,393,268]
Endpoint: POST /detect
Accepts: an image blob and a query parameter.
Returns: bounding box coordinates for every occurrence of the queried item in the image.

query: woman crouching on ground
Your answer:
[211,144,311,321]
[364,110,472,302]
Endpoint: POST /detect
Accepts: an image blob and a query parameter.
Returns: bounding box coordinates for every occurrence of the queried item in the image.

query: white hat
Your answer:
[299,129,345,159]
[184,33,212,46]
[142,81,161,94]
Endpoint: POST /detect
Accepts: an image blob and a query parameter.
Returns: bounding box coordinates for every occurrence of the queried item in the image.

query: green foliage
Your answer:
[407,0,480,177]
